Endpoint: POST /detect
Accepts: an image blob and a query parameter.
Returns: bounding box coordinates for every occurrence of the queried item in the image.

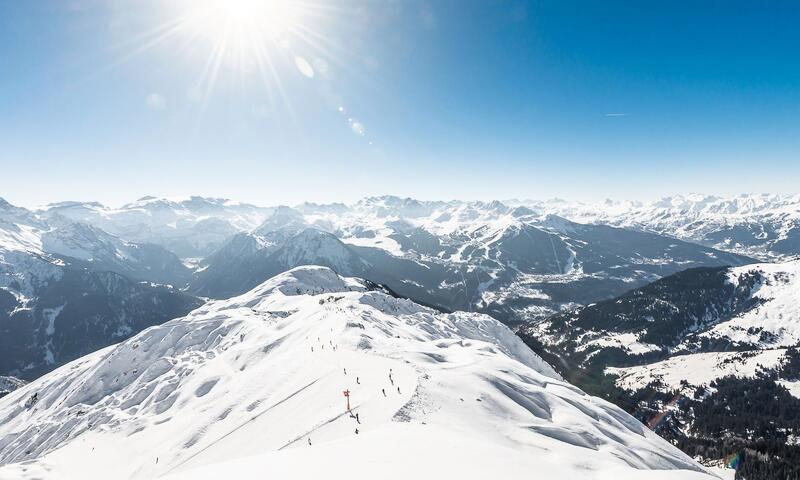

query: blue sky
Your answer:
[1,0,799,207]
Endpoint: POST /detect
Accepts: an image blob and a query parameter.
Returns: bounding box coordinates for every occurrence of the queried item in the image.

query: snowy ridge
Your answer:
[524,194,800,260]
[42,196,272,258]
[0,266,715,479]
[30,194,800,261]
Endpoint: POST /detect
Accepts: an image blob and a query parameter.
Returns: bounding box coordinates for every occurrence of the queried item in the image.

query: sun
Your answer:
[144,0,329,107]
[189,0,303,41]
[111,0,356,123]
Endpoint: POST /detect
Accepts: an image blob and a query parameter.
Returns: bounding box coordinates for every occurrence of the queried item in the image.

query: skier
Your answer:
[355,428,359,434]
[308,438,312,446]
[356,377,360,384]
[382,388,386,397]
[355,413,360,424]
[343,367,347,375]
[397,386,401,394]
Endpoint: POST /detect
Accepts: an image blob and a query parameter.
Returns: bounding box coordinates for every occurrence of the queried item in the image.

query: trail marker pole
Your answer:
[343,389,351,411]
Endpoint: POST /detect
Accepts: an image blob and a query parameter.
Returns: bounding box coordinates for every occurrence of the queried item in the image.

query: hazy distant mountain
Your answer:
[522,194,800,260]
[2,200,191,286]
[0,198,201,379]
[43,196,273,258]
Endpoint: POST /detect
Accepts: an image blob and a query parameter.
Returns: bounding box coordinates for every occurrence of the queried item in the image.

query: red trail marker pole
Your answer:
[343,389,351,412]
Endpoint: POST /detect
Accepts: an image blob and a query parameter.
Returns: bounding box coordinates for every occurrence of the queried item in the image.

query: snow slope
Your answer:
[695,260,800,348]
[581,260,800,393]
[606,349,788,392]
[0,266,716,479]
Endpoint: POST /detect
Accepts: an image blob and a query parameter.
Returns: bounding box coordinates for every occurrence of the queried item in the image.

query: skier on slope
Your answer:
[382,388,386,397]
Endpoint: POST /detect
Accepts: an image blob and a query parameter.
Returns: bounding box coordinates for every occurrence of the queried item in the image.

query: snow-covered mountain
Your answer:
[591,260,800,391]
[0,199,201,379]
[192,199,754,324]
[2,199,191,286]
[522,259,800,379]
[43,196,273,258]
[0,266,716,480]
[524,194,800,261]
[517,260,800,478]
[37,193,800,262]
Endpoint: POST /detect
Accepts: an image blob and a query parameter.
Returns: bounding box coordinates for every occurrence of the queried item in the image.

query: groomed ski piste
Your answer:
[0,266,719,479]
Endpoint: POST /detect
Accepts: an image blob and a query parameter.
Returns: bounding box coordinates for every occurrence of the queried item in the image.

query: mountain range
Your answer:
[1,193,798,478]
[0,266,719,480]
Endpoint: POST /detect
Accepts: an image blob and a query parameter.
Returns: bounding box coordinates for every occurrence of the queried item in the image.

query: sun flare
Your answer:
[188,0,304,41]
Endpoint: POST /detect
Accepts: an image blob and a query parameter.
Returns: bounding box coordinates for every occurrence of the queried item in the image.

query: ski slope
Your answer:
[0,266,717,479]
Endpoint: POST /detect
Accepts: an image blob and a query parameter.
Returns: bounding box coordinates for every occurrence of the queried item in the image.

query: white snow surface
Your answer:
[606,349,788,392]
[777,380,800,399]
[696,260,800,347]
[579,332,661,356]
[0,266,715,479]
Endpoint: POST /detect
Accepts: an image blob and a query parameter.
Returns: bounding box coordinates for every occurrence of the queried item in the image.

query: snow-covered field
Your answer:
[606,349,788,392]
[0,266,717,479]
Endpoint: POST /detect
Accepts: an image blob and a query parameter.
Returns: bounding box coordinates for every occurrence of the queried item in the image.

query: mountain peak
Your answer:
[241,265,367,301]
[0,267,707,479]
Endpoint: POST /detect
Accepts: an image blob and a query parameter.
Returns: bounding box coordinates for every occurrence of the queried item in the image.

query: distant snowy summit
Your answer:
[26,192,800,260]
[527,193,800,261]
[0,266,717,479]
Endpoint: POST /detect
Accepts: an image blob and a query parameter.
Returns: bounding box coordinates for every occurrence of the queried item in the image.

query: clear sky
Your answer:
[1,0,799,207]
